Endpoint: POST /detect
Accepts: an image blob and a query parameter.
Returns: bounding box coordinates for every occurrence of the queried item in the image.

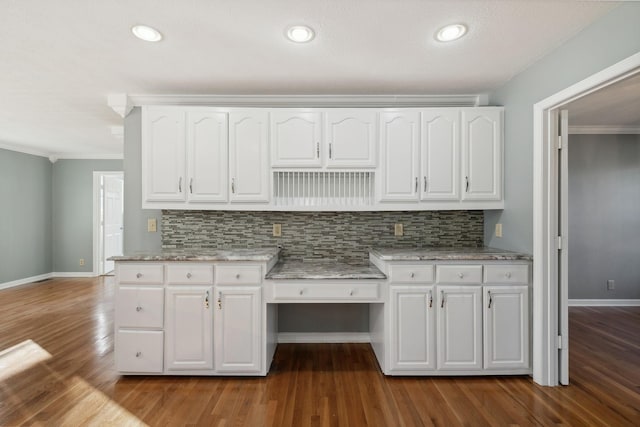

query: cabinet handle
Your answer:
[440,291,445,308]
[189,178,193,194]
[136,273,142,279]
[423,176,427,192]
[231,178,235,194]
[428,292,433,309]
[179,177,183,193]
[465,176,469,192]
[217,292,222,310]
[415,177,418,193]
[316,142,320,158]
[136,306,142,312]
[329,143,332,159]
[186,273,192,279]
[135,351,142,358]
[205,290,210,309]
[488,291,493,309]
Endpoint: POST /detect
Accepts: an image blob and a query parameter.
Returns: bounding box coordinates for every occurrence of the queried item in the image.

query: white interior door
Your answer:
[103,174,124,274]
[558,109,569,385]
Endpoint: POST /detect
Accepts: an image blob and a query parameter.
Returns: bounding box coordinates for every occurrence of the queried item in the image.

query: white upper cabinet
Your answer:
[187,111,228,203]
[142,108,187,203]
[271,111,322,167]
[461,108,503,201]
[379,111,420,202]
[421,110,460,201]
[229,110,270,203]
[325,109,377,168]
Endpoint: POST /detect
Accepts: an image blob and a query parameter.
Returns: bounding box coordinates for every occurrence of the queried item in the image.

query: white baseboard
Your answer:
[0,273,54,290]
[278,332,371,343]
[52,272,98,278]
[569,299,640,307]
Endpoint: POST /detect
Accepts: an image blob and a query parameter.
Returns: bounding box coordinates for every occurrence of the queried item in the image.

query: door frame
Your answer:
[532,51,640,386]
[93,171,124,276]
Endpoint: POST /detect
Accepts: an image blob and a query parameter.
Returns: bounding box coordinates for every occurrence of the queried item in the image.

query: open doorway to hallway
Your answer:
[93,172,124,276]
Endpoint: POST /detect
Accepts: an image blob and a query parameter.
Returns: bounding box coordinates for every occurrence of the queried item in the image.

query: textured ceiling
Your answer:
[0,0,620,157]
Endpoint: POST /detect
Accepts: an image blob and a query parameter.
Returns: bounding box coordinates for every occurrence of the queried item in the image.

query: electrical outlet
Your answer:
[495,223,503,238]
[273,224,282,237]
[394,223,404,236]
[147,218,157,232]
[79,258,85,266]
[607,279,615,290]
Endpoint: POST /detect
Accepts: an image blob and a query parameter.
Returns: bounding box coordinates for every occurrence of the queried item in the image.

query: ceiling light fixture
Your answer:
[435,24,467,42]
[286,25,315,43]
[131,25,163,42]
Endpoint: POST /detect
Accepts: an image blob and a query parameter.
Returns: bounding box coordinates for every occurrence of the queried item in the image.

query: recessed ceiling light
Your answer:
[131,25,163,42]
[435,24,467,42]
[286,25,315,43]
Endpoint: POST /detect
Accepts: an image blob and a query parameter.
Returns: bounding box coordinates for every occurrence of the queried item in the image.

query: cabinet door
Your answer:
[379,111,420,202]
[142,107,186,202]
[229,111,270,203]
[186,111,228,203]
[214,286,262,373]
[461,109,502,201]
[165,286,213,371]
[390,286,436,371]
[421,110,459,201]
[271,111,322,167]
[483,285,529,370]
[437,286,482,370]
[325,109,376,168]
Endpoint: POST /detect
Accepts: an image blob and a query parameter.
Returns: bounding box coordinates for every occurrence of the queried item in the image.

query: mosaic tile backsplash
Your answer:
[162,210,484,263]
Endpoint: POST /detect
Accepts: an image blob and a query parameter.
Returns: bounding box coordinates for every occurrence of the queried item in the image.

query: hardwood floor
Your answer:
[1,277,639,426]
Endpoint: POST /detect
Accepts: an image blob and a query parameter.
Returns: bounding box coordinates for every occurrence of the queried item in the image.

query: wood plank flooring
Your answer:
[1,277,640,426]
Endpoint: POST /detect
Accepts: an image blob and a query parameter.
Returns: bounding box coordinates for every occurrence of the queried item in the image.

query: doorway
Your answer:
[533,52,640,386]
[93,171,124,276]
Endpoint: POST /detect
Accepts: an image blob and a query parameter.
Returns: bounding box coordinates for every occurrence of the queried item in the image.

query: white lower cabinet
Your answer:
[164,286,214,371]
[116,330,164,373]
[483,285,529,370]
[214,286,262,373]
[437,285,483,371]
[389,286,436,371]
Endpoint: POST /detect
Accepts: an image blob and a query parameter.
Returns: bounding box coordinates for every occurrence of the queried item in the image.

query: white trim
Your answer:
[0,142,50,158]
[107,93,134,118]
[569,125,640,134]
[51,153,124,160]
[127,93,484,108]
[52,272,98,278]
[533,51,640,387]
[277,332,371,343]
[0,273,54,290]
[569,299,640,307]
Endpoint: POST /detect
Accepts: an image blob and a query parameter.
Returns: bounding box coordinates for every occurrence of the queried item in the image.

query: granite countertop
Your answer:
[265,259,386,280]
[109,248,280,262]
[370,247,533,261]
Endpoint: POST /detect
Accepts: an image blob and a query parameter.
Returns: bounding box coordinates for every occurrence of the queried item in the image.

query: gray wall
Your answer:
[124,107,162,254]
[51,159,123,272]
[0,149,52,283]
[485,4,640,252]
[568,134,640,299]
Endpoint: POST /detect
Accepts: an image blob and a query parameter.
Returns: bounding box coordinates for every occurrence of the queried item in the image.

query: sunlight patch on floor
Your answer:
[0,339,52,381]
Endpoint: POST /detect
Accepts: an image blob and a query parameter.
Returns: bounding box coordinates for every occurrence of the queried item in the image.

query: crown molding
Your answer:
[107,94,134,118]
[0,141,51,158]
[124,93,485,108]
[50,153,124,161]
[569,125,640,134]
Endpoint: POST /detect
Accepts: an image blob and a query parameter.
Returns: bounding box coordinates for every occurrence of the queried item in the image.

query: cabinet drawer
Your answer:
[118,263,164,284]
[273,282,379,301]
[116,286,164,328]
[436,265,482,284]
[484,265,529,285]
[116,330,164,373]
[389,265,434,283]
[215,265,262,285]
[166,264,214,285]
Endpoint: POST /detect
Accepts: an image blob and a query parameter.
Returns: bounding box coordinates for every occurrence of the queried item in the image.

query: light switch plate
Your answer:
[273,224,282,237]
[394,223,403,236]
[495,223,503,238]
[147,218,157,232]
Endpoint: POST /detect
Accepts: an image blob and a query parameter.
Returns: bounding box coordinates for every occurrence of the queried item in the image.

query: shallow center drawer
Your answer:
[389,264,434,283]
[436,265,483,284]
[273,282,379,301]
[484,264,529,284]
[118,263,164,284]
[215,264,262,285]
[166,264,214,285]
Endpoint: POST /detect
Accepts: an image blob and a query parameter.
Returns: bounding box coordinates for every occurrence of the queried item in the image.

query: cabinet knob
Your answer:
[299,289,304,295]
[410,272,415,278]
[136,273,142,279]
[457,272,464,279]
[136,306,142,312]
[135,352,142,358]
[236,273,240,279]
[349,289,354,296]
[505,272,512,278]
[186,272,192,279]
